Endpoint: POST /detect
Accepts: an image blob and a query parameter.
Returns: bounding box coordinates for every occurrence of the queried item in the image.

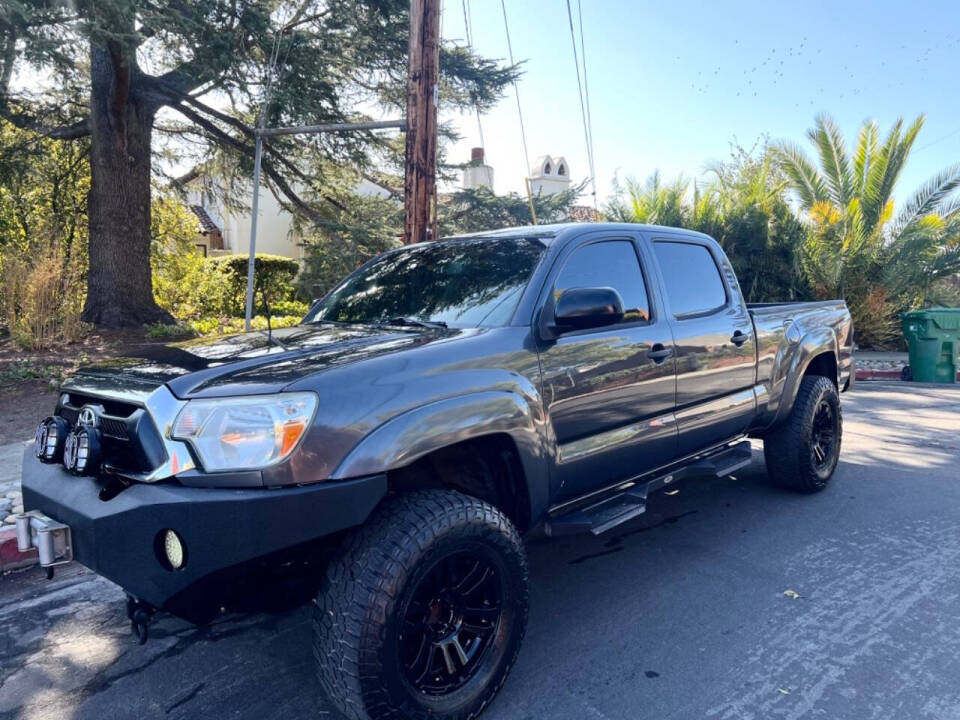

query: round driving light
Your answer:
[64,426,102,476]
[162,530,186,570]
[35,416,69,463]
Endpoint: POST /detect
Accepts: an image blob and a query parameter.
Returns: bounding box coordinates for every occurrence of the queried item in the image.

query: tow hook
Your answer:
[126,595,156,645]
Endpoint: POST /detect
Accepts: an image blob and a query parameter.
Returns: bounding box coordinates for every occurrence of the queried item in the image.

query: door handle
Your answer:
[647,344,673,363]
[731,330,750,346]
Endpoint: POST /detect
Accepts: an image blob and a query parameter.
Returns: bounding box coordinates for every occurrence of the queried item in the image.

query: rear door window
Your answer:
[653,241,727,317]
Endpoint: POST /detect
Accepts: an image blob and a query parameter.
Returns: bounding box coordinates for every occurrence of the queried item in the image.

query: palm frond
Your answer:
[852,119,878,197]
[874,115,925,226]
[808,114,854,205]
[891,163,960,236]
[774,142,828,209]
[861,118,902,230]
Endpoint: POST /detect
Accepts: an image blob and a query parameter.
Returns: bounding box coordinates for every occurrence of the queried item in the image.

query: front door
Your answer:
[538,236,678,502]
[651,238,756,456]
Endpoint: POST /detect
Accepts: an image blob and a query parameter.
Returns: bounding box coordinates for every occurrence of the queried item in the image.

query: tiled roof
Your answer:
[568,205,597,223]
[189,205,220,234]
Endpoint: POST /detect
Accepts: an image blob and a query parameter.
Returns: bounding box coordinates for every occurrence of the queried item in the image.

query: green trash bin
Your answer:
[902,309,960,383]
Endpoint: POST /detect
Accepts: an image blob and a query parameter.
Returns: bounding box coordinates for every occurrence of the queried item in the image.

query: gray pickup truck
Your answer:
[20,223,853,720]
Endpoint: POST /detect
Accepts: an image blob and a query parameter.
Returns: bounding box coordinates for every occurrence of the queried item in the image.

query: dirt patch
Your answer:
[0,328,174,444]
[0,380,59,445]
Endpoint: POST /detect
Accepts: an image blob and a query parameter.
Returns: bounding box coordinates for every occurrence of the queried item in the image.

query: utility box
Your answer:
[902,309,960,383]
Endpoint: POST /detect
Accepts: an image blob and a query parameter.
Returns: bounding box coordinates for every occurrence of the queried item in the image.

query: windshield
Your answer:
[304,237,546,328]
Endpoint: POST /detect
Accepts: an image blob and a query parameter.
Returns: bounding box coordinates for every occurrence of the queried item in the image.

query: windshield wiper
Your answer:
[379,316,448,330]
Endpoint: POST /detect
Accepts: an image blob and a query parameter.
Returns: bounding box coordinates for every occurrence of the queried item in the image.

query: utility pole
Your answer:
[404,0,440,245]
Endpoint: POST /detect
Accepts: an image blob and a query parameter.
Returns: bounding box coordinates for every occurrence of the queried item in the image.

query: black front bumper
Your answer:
[21,450,386,619]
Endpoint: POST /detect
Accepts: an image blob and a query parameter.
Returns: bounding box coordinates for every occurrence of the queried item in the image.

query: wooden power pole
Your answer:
[404,0,440,245]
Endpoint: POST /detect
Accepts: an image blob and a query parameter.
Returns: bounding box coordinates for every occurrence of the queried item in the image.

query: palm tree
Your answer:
[776,114,960,347]
[605,145,810,303]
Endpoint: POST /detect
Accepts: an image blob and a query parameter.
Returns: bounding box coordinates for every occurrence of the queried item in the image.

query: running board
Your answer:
[546,441,753,537]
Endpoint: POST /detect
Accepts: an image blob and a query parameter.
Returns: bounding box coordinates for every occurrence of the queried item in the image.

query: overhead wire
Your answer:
[565,0,597,212]
[501,0,531,179]
[576,0,597,214]
[462,0,485,149]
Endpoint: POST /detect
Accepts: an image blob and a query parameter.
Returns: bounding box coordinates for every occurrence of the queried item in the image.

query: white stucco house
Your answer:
[183,176,392,260]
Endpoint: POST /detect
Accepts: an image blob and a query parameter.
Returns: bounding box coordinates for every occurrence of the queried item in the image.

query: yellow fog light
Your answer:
[160,529,186,571]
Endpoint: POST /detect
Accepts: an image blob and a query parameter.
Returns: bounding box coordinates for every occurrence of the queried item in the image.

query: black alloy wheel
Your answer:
[400,551,503,696]
[810,399,839,473]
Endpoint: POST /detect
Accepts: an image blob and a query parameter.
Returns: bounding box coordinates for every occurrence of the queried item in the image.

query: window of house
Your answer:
[653,241,727,317]
[555,240,650,323]
[544,162,552,174]
[557,163,566,176]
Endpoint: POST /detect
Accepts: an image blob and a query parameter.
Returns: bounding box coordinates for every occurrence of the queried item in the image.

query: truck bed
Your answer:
[748,299,855,421]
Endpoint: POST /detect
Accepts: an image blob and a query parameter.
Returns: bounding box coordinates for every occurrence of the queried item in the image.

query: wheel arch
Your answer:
[758,325,841,432]
[329,391,549,531]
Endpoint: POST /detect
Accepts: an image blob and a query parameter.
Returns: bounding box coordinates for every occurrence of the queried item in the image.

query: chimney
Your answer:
[462,147,494,191]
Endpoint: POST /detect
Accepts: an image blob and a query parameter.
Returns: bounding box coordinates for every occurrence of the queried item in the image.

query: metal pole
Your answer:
[259,119,406,137]
[525,177,538,225]
[244,134,263,331]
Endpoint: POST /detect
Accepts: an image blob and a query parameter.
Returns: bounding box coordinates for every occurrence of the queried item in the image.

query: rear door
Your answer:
[538,234,678,502]
[649,237,756,456]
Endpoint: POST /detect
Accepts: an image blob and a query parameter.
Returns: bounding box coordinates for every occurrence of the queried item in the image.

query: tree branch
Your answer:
[171,102,341,224]
[0,109,90,139]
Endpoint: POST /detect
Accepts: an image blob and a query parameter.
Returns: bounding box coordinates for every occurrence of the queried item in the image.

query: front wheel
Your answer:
[313,490,529,720]
[763,374,842,493]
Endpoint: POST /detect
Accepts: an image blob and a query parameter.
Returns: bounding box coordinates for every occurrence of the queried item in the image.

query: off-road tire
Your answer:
[313,490,529,720]
[764,375,842,493]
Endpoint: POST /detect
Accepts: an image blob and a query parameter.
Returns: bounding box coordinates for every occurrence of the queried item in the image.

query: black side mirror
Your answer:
[553,287,624,333]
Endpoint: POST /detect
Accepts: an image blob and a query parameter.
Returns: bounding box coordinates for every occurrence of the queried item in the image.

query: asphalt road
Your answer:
[2,382,960,720]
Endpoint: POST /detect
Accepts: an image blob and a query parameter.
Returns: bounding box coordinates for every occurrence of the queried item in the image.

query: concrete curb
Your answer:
[856,369,903,381]
[0,526,37,573]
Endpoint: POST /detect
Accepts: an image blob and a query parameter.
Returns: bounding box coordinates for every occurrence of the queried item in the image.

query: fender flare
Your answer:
[769,325,839,428]
[329,391,550,527]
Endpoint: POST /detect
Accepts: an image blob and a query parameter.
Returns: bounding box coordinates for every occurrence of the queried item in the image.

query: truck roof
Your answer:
[444,222,716,246]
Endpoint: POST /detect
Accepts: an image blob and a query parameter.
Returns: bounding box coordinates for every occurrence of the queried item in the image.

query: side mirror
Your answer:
[553,287,624,333]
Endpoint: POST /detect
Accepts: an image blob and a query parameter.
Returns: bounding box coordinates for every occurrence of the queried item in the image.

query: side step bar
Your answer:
[546,441,753,537]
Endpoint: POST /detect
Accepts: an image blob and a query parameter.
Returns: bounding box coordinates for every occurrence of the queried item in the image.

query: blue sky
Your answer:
[440,0,960,207]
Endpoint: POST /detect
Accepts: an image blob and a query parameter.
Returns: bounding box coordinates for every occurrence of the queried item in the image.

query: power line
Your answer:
[576,0,597,213]
[461,0,485,148]
[916,127,960,152]
[565,0,597,211]
[501,0,530,177]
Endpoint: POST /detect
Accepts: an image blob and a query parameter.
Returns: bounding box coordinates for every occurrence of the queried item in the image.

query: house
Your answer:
[183,175,392,260]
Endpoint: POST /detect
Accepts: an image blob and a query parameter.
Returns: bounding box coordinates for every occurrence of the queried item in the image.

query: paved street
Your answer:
[2,382,960,720]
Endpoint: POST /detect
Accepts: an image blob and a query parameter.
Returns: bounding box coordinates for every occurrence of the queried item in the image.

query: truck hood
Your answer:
[73,323,455,398]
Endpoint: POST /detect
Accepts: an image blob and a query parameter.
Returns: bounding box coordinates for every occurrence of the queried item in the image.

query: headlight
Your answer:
[171,392,318,472]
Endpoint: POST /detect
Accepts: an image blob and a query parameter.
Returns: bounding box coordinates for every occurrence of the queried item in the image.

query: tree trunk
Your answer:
[82,43,172,328]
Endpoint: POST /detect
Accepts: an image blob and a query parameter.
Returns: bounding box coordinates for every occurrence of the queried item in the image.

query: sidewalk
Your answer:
[0,441,34,572]
[856,351,908,380]
[0,441,26,524]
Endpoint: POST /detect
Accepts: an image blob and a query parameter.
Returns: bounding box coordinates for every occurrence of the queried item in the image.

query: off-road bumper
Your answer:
[20,449,386,619]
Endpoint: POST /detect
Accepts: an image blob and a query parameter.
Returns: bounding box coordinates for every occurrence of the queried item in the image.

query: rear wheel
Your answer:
[314,490,528,720]
[764,375,842,493]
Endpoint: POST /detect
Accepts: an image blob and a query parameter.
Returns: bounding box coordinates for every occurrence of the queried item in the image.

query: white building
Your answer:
[529,155,572,196]
[184,176,391,260]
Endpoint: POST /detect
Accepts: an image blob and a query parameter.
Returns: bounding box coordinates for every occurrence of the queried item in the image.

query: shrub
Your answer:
[187,314,302,336]
[270,299,310,317]
[207,254,299,316]
[144,322,195,339]
[0,245,86,349]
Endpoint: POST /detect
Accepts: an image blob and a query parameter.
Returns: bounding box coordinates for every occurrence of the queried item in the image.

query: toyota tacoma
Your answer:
[19,223,853,720]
